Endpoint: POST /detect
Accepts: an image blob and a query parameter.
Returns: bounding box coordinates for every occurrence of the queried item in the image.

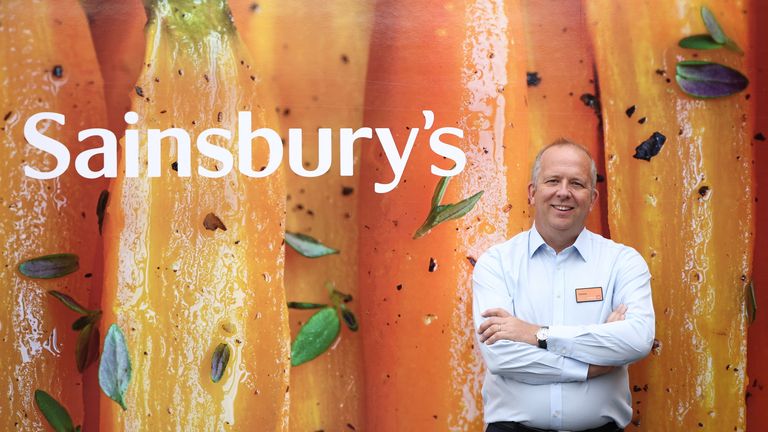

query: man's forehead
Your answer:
[539,146,591,174]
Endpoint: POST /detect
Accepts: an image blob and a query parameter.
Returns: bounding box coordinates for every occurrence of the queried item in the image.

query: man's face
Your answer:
[528,145,597,245]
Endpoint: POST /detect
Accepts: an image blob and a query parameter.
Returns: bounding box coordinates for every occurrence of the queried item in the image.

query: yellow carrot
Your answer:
[100,0,289,429]
[0,0,108,429]
[586,1,754,429]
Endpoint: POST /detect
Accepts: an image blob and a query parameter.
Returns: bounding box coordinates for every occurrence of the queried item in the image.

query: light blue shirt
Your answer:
[472,226,654,430]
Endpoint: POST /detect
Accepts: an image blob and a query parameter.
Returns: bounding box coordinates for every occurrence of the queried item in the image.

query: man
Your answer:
[472,140,655,432]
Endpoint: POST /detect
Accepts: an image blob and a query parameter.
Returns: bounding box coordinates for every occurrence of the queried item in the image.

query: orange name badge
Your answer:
[575,287,603,303]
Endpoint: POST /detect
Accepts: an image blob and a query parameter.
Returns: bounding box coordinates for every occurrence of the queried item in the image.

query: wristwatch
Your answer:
[536,326,549,349]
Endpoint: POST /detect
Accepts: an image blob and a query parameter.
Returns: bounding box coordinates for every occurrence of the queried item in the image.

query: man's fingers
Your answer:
[481,308,511,318]
[477,317,499,334]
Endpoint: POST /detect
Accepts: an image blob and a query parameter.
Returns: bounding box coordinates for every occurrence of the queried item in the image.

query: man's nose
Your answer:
[555,180,571,197]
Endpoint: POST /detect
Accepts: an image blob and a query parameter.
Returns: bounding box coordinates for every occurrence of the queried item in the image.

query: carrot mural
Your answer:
[1,0,766,430]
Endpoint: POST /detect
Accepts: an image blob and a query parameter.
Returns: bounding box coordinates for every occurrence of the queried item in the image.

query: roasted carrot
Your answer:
[522,0,608,235]
[747,0,768,428]
[99,0,289,429]
[0,0,108,429]
[359,0,531,429]
[586,1,754,429]
[232,0,373,430]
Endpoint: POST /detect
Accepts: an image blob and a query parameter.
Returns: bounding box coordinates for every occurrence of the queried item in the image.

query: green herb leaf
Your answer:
[285,232,339,258]
[72,312,101,331]
[48,290,95,316]
[96,190,109,235]
[678,34,723,50]
[34,389,75,432]
[431,175,450,209]
[413,180,484,239]
[749,280,757,324]
[99,324,132,411]
[340,304,359,332]
[675,60,749,98]
[19,254,79,279]
[287,302,328,309]
[211,343,231,383]
[701,6,726,43]
[291,307,340,366]
[700,6,743,54]
[76,323,100,373]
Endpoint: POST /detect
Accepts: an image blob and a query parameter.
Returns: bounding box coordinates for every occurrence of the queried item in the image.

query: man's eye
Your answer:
[545,179,558,184]
[571,182,584,189]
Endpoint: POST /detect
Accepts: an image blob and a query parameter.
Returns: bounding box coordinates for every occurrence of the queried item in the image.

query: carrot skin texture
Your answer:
[99,1,289,430]
[586,1,754,429]
[0,0,108,429]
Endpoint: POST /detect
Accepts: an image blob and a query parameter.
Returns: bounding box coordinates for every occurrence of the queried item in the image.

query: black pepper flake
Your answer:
[84,273,93,278]
[579,93,600,115]
[96,190,109,235]
[625,105,636,118]
[52,65,63,78]
[698,186,710,197]
[347,424,356,431]
[633,132,666,161]
[250,75,256,81]
[135,86,144,97]
[171,161,178,171]
[341,54,349,64]
[203,213,227,231]
[638,117,647,124]
[755,133,766,141]
[160,110,167,114]
[396,284,402,291]
[466,256,477,267]
[428,257,437,272]
[341,186,354,196]
[249,3,259,12]
[526,72,541,87]
[3,111,11,121]
[217,112,223,122]
[596,173,605,183]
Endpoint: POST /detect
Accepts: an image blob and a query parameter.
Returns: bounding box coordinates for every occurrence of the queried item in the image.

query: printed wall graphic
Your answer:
[1,0,766,431]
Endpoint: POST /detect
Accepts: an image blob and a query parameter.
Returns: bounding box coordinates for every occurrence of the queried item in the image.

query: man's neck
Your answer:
[535,223,580,254]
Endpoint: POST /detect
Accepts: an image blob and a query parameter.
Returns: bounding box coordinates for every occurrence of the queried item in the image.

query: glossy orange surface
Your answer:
[232,0,373,430]
[0,0,108,429]
[586,1,754,429]
[747,0,768,429]
[99,0,289,429]
[522,0,608,236]
[359,0,531,430]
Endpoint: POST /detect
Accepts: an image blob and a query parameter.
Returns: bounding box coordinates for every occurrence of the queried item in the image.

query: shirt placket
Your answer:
[550,250,567,430]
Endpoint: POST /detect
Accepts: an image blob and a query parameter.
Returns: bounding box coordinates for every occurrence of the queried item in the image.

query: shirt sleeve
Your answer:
[473,246,589,384]
[546,247,655,366]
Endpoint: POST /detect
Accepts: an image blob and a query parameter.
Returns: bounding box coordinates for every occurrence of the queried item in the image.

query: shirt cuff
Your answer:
[546,325,578,357]
[560,356,589,382]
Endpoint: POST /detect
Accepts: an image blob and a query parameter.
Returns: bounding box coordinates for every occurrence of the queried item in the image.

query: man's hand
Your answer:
[605,304,627,323]
[477,308,539,346]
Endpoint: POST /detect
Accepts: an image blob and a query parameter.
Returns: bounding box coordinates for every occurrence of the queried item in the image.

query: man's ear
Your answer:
[589,187,599,210]
[527,182,535,205]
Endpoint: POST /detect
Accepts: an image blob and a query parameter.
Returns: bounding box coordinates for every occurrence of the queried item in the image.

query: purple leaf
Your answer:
[675,61,748,98]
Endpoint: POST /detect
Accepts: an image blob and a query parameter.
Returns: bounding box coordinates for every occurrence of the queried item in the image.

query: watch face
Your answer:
[537,327,549,341]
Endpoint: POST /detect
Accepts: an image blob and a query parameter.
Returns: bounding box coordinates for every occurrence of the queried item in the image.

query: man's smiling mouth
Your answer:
[552,205,574,211]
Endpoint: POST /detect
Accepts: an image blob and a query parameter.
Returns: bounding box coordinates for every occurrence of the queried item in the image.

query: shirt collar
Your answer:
[528,224,591,262]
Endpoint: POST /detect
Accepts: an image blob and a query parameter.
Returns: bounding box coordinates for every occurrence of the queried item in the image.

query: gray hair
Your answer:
[530,139,597,189]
